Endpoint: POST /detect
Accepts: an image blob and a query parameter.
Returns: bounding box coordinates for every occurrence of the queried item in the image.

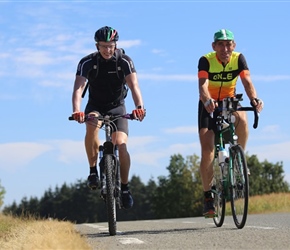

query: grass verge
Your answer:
[225,192,290,215]
[0,214,91,250]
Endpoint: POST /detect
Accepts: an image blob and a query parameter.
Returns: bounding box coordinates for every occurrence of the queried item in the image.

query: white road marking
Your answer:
[246,226,277,230]
[83,223,104,229]
[82,224,111,232]
[182,221,197,224]
[118,237,144,245]
[206,222,276,230]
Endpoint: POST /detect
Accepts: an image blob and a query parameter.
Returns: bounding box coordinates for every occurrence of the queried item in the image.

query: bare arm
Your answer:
[199,78,211,103]
[240,74,257,101]
[199,77,216,113]
[125,72,144,108]
[72,75,87,113]
[241,75,263,112]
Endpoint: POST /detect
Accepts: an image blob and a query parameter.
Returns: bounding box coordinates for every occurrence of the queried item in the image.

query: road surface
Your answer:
[75,213,290,249]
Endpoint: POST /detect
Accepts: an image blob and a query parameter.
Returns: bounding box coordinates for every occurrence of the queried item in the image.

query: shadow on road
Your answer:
[83,225,236,238]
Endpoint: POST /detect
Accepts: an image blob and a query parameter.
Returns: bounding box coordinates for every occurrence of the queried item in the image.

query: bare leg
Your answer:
[112,131,130,184]
[199,128,215,191]
[234,111,248,150]
[85,114,101,167]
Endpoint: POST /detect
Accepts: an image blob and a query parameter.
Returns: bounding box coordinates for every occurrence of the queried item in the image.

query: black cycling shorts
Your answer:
[198,100,214,131]
[85,102,129,135]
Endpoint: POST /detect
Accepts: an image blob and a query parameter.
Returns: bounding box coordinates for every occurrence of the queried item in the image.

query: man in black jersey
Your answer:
[71,26,145,209]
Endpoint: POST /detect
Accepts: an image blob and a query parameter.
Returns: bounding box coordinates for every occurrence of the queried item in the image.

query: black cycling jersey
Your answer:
[76,51,136,106]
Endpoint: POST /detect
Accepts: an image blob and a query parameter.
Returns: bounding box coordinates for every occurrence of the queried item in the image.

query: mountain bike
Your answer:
[210,94,259,229]
[69,112,135,236]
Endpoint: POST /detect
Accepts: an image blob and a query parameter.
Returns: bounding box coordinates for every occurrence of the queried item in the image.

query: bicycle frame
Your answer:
[98,116,122,208]
[69,113,134,236]
[212,94,259,229]
[215,121,234,201]
[215,108,240,200]
[95,114,133,236]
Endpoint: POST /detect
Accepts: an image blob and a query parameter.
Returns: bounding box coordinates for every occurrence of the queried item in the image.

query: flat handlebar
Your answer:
[68,113,135,121]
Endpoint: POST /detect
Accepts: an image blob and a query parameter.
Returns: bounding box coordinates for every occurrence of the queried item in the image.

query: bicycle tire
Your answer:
[230,144,249,229]
[212,158,226,227]
[104,154,117,236]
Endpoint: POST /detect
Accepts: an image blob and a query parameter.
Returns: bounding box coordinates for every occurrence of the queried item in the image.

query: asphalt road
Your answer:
[75,213,290,250]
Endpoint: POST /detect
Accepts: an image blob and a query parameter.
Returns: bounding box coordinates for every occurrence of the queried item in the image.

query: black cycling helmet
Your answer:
[94,26,119,42]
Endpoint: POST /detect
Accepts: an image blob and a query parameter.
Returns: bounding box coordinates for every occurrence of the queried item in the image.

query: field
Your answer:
[0,192,290,250]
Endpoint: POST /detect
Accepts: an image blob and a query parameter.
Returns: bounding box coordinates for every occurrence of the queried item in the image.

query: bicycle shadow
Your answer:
[83,225,236,238]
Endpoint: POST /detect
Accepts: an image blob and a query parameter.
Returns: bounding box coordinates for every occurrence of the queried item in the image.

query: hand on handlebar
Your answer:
[72,111,85,123]
[250,98,264,113]
[204,98,217,113]
[132,108,146,121]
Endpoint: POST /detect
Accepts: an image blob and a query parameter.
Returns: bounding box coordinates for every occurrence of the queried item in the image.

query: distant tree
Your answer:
[0,180,5,209]
[117,175,156,221]
[247,155,290,195]
[38,188,55,218]
[152,154,203,219]
[3,153,289,221]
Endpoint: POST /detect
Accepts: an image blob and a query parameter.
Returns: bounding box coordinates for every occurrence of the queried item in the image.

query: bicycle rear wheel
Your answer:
[230,144,249,229]
[104,154,117,236]
[212,157,225,227]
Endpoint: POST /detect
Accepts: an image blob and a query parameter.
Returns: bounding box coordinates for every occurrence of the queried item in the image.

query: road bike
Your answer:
[210,94,259,229]
[69,112,135,236]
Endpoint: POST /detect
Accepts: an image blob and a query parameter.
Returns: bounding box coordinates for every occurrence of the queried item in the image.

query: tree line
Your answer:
[1,153,289,223]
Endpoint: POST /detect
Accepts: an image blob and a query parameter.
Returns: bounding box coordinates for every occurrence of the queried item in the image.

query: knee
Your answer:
[235,112,248,127]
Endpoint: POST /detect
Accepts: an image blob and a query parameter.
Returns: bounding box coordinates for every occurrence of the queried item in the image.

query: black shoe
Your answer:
[203,197,215,217]
[121,190,133,209]
[87,173,99,190]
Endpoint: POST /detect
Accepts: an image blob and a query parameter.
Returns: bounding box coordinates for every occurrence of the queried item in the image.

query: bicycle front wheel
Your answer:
[212,157,225,227]
[104,154,117,236]
[230,144,249,229]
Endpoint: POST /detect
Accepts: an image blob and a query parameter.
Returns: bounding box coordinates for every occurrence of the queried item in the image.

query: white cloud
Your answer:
[138,73,197,81]
[163,126,198,134]
[253,124,289,142]
[252,75,290,81]
[261,125,280,133]
[127,136,159,147]
[0,53,10,59]
[118,40,141,48]
[0,142,53,172]
[53,140,86,164]
[248,141,290,163]
[14,49,55,65]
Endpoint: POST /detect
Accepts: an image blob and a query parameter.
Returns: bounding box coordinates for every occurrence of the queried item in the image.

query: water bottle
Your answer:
[218,147,228,164]
[218,147,228,177]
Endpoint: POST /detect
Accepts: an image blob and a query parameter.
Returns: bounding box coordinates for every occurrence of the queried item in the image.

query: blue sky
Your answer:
[1,1,290,207]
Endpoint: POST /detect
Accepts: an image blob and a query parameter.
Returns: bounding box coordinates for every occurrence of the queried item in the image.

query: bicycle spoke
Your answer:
[230,145,249,229]
[212,158,225,227]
